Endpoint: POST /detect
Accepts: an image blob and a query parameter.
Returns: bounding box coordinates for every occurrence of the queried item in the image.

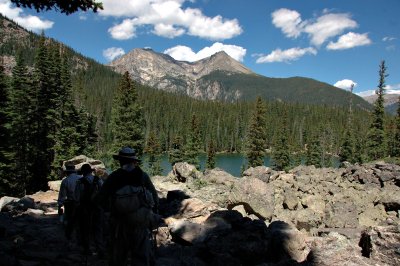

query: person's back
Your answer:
[58,164,81,241]
[95,147,160,266]
[75,164,104,257]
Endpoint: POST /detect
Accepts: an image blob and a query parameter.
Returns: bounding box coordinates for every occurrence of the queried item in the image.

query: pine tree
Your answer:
[8,54,38,194]
[145,131,162,176]
[0,64,12,195]
[169,135,184,166]
[246,96,267,168]
[366,61,387,161]
[206,139,216,169]
[110,71,145,161]
[183,114,202,169]
[272,111,290,171]
[340,84,356,164]
[306,133,322,168]
[393,96,400,157]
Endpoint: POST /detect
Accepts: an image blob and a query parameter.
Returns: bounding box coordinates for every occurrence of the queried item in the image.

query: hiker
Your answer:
[94,147,160,266]
[58,163,81,241]
[75,163,105,257]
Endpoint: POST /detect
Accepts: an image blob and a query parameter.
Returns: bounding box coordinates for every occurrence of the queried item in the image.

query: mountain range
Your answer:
[109,48,372,109]
[363,93,399,115]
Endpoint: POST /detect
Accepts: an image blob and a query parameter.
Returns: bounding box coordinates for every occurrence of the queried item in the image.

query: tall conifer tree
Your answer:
[206,139,216,169]
[272,111,290,171]
[340,84,356,164]
[366,61,387,160]
[183,114,202,169]
[246,96,267,167]
[145,131,162,176]
[306,133,322,168]
[110,71,145,160]
[0,65,12,195]
[169,135,184,166]
[393,96,400,157]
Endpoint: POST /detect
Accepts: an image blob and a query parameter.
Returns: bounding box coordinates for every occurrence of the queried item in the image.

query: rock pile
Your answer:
[0,162,399,265]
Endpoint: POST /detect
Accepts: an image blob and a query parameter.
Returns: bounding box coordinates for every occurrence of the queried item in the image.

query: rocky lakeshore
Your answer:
[0,161,399,265]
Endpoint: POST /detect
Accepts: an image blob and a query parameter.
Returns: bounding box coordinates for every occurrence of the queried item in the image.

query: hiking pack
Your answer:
[78,176,101,208]
[113,173,159,229]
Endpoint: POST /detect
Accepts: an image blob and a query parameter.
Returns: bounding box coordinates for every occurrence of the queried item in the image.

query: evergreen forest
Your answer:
[1,15,399,197]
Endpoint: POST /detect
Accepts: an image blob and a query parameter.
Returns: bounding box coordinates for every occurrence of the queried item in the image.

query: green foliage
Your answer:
[392,96,400,157]
[366,61,387,160]
[246,97,267,167]
[192,178,208,190]
[11,0,103,14]
[110,72,145,166]
[206,139,216,169]
[183,114,202,169]
[306,133,322,168]
[272,111,290,171]
[169,135,184,166]
[145,131,163,176]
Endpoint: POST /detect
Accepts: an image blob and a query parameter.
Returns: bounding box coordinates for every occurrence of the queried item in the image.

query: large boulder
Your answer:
[0,196,19,211]
[202,168,236,186]
[63,155,107,178]
[228,177,275,220]
[243,166,273,182]
[171,162,202,183]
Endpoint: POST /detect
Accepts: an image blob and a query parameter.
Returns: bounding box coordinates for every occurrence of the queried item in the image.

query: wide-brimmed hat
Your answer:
[80,163,94,175]
[64,164,77,173]
[112,147,141,162]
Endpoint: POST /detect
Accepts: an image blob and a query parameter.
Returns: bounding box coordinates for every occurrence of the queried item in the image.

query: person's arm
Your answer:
[142,172,159,211]
[58,178,66,207]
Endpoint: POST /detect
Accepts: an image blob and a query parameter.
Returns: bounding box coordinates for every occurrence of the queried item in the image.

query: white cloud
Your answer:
[271,8,359,47]
[334,79,357,90]
[382,36,396,42]
[103,47,125,61]
[79,13,88,20]
[271,8,303,38]
[256,47,317,63]
[304,13,358,46]
[108,19,137,40]
[356,90,376,97]
[163,42,246,62]
[100,0,242,40]
[356,84,400,97]
[327,32,371,50]
[0,0,54,31]
[153,23,185,38]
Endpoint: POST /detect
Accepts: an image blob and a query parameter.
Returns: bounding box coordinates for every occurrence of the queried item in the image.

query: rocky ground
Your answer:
[0,161,399,265]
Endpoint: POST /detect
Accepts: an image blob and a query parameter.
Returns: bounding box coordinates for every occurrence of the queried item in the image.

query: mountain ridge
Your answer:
[109,48,371,108]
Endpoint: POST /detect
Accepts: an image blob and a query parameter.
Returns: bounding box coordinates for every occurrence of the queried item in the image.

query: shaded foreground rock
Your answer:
[1,161,399,265]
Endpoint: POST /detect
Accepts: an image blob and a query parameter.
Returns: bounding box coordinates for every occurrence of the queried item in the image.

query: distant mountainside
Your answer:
[109,48,371,108]
[363,93,399,115]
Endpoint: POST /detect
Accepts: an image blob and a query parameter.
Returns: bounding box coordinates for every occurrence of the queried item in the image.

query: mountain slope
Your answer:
[363,93,399,115]
[110,48,371,108]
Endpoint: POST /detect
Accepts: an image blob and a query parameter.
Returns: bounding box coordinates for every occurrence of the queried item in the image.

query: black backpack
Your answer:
[79,176,101,208]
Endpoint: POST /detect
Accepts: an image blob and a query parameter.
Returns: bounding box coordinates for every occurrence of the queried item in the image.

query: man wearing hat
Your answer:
[58,163,81,241]
[95,147,159,266]
[75,163,105,257]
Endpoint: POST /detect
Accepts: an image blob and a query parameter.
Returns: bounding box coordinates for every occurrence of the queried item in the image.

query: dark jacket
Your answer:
[94,166,159,213]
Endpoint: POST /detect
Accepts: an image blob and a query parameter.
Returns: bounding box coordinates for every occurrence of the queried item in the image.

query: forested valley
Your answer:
[1,15,399,196]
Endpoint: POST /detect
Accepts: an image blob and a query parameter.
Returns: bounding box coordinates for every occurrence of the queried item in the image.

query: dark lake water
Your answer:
[143,153,340,177]
[145,153,272,177]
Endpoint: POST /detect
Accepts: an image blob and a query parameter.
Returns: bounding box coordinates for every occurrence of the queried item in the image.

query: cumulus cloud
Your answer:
[327,32,371,50]
[271,8,303,38]
[255,47,317,63]
[386,83,400,94]
[334,79,357,90]
[0,0,53,31]
[163,42,246,62]
[356,90,376,97]
[100,0,242,40]
[103,47,125,61]
[108,19,137,40]
[271,8,359,47]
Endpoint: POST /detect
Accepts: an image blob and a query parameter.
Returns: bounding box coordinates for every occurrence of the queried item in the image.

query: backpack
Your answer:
[113,175,159,229]
[79,176,101,208]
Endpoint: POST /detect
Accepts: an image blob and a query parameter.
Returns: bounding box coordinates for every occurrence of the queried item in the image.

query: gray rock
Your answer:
[243,166,272,182]
[229,177,275,220]
[203,168,236,185]
[0,196,19,211]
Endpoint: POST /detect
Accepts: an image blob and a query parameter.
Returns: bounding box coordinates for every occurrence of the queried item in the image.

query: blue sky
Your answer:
[1,0,400,96]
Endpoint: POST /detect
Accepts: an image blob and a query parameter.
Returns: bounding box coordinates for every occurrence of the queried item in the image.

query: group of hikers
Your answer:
[57,147,162,266]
